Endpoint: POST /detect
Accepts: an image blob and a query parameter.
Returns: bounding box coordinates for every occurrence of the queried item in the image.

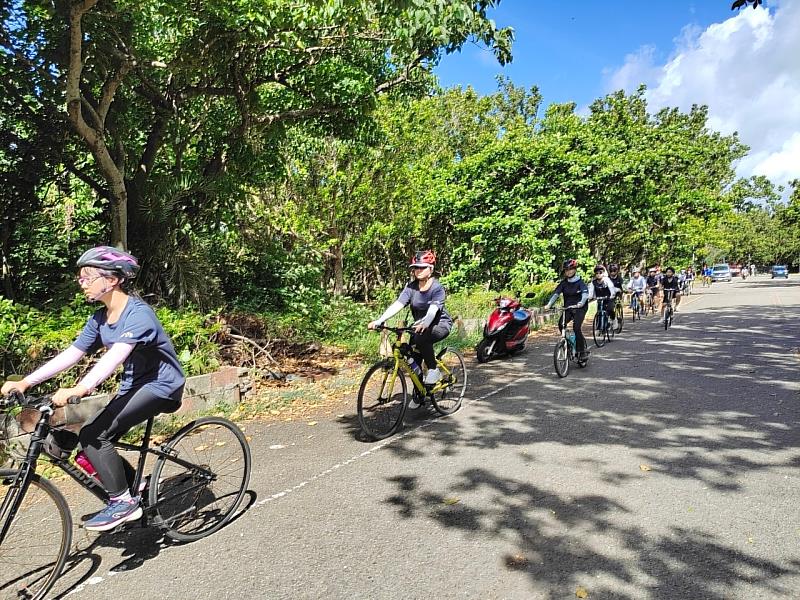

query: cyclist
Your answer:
[685,267,695,292]
[607,263,624,327]
[626,268,647,310]
[588,265,618,328]
[368,250,453,407]
[0,246,185,531]
[544,259,590,360]
[645,268,661,311]
[660,266,682,322]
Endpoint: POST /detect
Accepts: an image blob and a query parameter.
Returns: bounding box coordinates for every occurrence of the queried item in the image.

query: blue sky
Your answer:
[435,1,741,107]
[433,0,800,189]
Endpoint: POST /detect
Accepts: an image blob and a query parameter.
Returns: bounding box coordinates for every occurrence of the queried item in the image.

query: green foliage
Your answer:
[0,297,222,389]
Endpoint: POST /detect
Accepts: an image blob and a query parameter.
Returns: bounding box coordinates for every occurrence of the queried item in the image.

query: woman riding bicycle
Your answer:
[0,246,185,531]
[545,259,590,360]
[368,250,453,408]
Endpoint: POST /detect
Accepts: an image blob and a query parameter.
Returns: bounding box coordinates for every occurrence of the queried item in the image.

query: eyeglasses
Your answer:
[76,275,103,285]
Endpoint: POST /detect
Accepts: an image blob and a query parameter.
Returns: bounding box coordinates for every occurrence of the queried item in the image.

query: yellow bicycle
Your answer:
[357,325,467,440]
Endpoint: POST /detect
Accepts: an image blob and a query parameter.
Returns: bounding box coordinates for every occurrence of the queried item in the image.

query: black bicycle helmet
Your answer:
[593,264,606,274]
[562,258,578,270]
[665,266,675,275]
[608,263,619,272]
[76,246,140,278]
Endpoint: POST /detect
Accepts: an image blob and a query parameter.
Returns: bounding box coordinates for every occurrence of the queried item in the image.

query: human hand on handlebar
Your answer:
[367,320,382,331]
[52,385,88,407]
[412,320,427,334]
[1,379,29,396]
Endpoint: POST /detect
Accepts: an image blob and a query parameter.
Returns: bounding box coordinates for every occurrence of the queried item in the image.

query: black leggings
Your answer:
[79,387,181,497]
[411,324,451,369]
[560,306,588,353]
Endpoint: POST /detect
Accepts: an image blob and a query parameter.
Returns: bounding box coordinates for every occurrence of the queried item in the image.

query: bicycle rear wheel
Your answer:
[149,417,251,542]
[431,348,467,416]
[356,360,408,440]
[614,304,624,333]
[0,470,72,600]
[553,339,569,377]
[592,313,606,348]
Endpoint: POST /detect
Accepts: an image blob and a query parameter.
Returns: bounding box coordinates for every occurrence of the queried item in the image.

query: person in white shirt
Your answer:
[627,268,647,311]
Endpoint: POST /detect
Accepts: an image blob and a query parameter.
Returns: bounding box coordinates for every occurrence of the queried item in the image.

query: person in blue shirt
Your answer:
[1,246,185,531]
[545,259,590,360]
[368,250,453,408]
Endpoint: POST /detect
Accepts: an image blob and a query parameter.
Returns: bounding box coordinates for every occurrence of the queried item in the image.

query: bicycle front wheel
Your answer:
[0,470,72,600]
[615,305,624,333]
[357,360,408,440]
[553,339,569,377]
[592,313,606,348]
[431,348,467,416]
[150,417,251,542]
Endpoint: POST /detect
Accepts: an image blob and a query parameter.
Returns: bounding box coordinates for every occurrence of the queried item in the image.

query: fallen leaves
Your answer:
[576,586,589,598]
[442,497,460,506]
[639,464,652,472]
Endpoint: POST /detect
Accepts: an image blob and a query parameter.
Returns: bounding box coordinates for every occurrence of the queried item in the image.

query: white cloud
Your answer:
[606,0,800,190]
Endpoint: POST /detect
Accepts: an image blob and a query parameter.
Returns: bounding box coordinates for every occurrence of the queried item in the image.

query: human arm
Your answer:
[544,281,564,310]
[52,343,135,406]
[0,345,88,396]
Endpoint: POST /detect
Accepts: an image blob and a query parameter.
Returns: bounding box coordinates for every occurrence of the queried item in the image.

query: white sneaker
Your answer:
[423,368,442,385]
[408,397,421,409]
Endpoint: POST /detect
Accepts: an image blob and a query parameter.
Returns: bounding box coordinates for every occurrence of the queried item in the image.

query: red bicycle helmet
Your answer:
[409,250,436,268]
[562,259,578,270]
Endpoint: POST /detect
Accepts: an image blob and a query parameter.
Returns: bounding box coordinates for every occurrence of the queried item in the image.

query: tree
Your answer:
[2,0,513,255]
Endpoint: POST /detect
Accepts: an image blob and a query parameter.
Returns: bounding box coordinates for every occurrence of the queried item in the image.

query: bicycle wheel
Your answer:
[553,339,569,378]
[592,313,606,348]
[664,307,672,330]
[431,348,467,416]
[149,417,251,542]
[356,359,408,440]
[0,470,72,600]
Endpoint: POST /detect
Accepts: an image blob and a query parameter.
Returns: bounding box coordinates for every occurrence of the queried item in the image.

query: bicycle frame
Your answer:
[383,328,453,397]
[1,398,216,537]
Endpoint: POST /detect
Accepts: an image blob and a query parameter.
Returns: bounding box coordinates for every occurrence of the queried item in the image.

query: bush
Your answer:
[0,297,222,390]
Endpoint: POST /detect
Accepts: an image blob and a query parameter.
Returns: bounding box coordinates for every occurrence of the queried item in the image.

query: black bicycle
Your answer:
[553,306,589,378]
[592,298,615,348]
[662,289,677,330]
[1,392,251,600]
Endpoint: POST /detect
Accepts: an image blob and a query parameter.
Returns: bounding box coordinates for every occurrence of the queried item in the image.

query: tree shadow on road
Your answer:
[383,468,800,599]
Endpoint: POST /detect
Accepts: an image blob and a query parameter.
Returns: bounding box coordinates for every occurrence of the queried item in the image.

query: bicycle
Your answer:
[644,290,656,316]
[612,294,624,334]
[662,289,677,330]
[1,392,251,600]
[356,325,467,440]
[629,291,643,321]
[592,298,615,348]
[553,306,589,378]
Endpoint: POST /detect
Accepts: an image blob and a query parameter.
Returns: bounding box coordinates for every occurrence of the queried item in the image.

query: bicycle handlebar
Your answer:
[372,324,415,334]
[0,392,82,411]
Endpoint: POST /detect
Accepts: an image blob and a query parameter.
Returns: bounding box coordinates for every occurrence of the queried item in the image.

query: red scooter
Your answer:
[476,295,534,363]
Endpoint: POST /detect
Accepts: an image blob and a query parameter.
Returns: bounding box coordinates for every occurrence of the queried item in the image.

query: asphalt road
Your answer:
[24,276,800,599]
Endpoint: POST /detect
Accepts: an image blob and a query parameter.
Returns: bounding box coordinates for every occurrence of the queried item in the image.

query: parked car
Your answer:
[711,264,732,282]
[729,263,742,277]
[771,265,789,279]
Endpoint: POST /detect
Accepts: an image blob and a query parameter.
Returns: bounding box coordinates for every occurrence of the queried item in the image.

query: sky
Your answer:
[434,0,800,191]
